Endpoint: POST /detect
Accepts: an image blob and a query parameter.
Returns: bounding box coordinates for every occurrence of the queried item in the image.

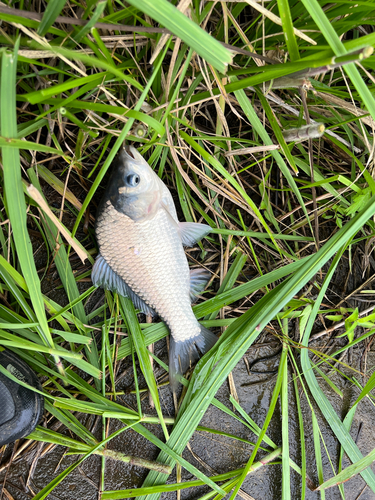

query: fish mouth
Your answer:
[120,145,141,163]
[124,145,135,159]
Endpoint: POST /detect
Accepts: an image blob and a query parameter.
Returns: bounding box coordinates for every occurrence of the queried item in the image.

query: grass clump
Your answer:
[1,1,375,499]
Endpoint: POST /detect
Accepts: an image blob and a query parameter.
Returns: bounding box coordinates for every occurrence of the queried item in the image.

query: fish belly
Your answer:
[96,201,200,341]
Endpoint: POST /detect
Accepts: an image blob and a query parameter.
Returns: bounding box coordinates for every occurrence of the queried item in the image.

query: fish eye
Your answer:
[125,174,140,187]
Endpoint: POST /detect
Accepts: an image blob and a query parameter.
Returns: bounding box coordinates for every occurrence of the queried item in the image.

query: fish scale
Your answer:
[96,200,200,341]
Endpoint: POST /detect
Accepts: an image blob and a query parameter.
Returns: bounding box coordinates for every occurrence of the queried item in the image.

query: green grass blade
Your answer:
[124,0,232,73]
[30,101,166,137]
[28,426,94,450]
[130,423,227,496]
[27,169,87,323]
[277,0,300,61]
[228,397,276,450]
[0,44,54,350]
[0,137,65,155]
[25,73,109,104]
[37,0,67,36]
[292,368,307,500]
[317,447,375,492]
[207,251,247,320]
[257,89,298,174]
[26,168,100,378]
[312,412,325,497]
[281,325,291,500]
[72,1,106,43]
[119,295,169,440]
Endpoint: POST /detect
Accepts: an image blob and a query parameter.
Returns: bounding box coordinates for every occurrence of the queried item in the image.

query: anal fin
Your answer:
[92,254,156,316]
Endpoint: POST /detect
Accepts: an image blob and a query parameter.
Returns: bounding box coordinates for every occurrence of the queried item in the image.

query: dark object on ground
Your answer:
[0,349,44,445]
[248,347,283,374]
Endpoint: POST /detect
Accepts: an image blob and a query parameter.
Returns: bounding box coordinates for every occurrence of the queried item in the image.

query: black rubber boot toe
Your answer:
[0,349,44,446]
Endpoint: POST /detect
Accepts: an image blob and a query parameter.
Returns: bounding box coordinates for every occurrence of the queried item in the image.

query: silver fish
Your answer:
[92,146,217,389]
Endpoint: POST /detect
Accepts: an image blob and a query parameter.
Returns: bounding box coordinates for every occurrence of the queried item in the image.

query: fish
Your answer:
[92,145,217,390]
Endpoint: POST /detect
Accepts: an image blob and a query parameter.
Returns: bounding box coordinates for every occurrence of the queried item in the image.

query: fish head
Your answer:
[108,146,162,221]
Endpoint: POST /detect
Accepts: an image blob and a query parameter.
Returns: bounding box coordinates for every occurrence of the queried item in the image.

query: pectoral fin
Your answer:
[161,202,210,246]
[178,222,211,247]
[92,254,156,316]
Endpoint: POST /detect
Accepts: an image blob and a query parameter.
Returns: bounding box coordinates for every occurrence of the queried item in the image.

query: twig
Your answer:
[97,449,172,474]
[265,92,362,153]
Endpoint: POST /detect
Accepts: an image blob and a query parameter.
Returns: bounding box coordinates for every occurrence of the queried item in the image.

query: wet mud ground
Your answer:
[1,335,375,500]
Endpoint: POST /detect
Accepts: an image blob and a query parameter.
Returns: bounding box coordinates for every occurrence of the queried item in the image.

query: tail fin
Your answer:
[169,325,217,392]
